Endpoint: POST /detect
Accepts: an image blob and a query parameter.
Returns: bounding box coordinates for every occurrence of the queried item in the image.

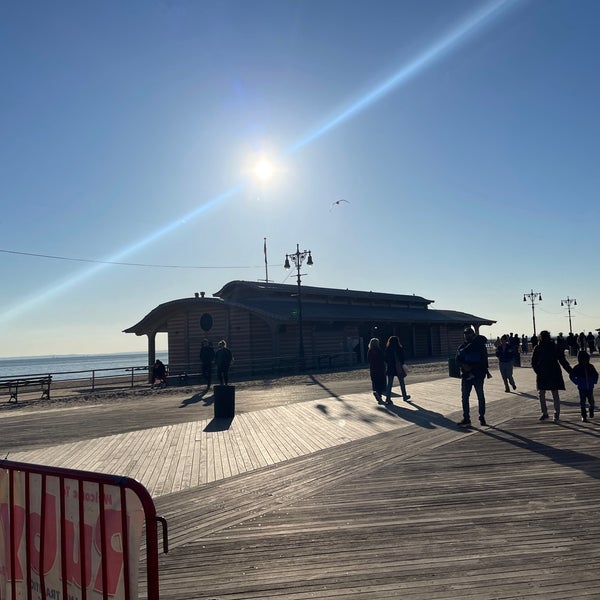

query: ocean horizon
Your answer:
[0,350,169,381]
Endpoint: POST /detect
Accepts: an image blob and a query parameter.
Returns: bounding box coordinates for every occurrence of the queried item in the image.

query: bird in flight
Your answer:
[330,198,350,211]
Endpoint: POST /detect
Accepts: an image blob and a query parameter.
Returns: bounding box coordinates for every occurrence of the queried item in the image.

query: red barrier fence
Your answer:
[0,460,167,600]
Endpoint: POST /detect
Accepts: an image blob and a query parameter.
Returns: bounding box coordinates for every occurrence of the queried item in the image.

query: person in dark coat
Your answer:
[384,336,410,404]
[367,338,386,404]
[531,330,572,422]
[586,332,596,355]
[215,340,233,385]
[199,339,215,389]
[569,351,598,422]
[151,359,167,388]
[496,335,517,392]
[456,327,489,427]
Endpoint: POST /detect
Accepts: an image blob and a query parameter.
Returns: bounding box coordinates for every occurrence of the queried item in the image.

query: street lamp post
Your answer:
[560,296,577,333]
[523,289,542,336]
[284,244,313,368]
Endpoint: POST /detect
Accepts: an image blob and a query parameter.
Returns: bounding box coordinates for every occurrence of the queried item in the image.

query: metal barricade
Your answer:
[0,460,168,600]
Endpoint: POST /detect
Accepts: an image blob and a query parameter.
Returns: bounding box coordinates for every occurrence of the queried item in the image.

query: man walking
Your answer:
[456,327,489,427]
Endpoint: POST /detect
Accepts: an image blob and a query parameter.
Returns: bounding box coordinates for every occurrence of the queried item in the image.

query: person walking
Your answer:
[215,340,233,385]
[530,333,538,349]
[496,335,517,392]
[456,327,489,427]
[586,332,596,355]
[521,334,529,355]
[569,350,598,422]
[199,339,215,389]
[384,336,410,404]
[531,330,572,422]
[367,338,386,404]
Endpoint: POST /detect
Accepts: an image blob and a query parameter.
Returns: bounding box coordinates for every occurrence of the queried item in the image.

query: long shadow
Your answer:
[179,389,212,408]
[379,398,459,431]
[307,374,342,401]
[204,417,233,432]
[479,423,600,481]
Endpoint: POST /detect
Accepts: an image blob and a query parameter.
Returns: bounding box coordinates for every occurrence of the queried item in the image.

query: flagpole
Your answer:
[264,237,269,283]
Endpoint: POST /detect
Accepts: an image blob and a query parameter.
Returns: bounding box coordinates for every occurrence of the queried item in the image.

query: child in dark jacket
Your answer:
[569,351,598,422]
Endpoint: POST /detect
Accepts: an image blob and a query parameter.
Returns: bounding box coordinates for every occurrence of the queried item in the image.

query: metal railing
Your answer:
[0,459,168,600]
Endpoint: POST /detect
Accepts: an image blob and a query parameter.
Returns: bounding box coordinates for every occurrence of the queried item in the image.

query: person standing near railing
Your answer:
[200,339,215,389]
[151,360,167,388]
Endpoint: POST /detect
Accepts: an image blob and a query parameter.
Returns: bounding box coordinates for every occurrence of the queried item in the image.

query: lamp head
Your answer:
[284,255,290,270]
[307,251,313,266]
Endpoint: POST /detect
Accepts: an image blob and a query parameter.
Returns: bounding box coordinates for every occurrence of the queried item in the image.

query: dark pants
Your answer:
[202,362,212,388]
[578,389,595,417]
[461,375,486,421]
[217,366,230,386]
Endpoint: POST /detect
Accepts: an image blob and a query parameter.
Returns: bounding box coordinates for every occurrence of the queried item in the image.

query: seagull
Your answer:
[330,198,350,211]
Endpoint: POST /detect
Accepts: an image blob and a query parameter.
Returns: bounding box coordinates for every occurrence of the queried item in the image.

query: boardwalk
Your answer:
[3,366,600,598]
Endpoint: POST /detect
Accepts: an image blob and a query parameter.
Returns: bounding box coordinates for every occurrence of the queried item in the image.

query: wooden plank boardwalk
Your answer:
[6,367,600,598]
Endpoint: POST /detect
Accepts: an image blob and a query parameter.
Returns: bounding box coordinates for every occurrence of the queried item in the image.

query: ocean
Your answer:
[0,351,169,381]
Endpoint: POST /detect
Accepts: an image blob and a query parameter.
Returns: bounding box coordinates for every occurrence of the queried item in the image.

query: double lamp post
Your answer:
[284,244,313,367]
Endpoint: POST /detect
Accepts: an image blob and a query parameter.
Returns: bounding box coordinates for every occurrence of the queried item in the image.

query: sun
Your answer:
[253,159,275,181]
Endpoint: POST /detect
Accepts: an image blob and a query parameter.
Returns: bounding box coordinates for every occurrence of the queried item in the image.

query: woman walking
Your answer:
[384,336,410,404]
[496,335,517,392]
[531,330,572,422]
[367,338,386,404]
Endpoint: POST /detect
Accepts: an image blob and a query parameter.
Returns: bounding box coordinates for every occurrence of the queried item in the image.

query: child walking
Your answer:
[569,351,598,422]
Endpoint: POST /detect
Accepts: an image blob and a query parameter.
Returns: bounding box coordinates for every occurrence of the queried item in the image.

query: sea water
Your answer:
[0,351,168,381]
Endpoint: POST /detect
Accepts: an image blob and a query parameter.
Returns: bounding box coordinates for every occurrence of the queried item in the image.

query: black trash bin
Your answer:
[448,357,461,379]
[214,385,235,418]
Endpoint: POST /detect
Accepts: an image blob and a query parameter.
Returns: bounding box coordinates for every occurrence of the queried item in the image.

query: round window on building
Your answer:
[200,313,213,332]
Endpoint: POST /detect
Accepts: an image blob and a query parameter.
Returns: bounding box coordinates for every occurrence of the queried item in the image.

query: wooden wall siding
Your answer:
[248,314,273,370]
[447,328,466,356]
[168,305,230,373]
[412,326,430,357]
[439,325,450,356]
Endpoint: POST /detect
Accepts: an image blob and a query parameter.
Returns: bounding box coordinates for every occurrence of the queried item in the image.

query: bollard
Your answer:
[214,385,235,418]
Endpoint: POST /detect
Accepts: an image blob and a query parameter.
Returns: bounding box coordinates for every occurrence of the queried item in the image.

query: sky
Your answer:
[1,0,600,358]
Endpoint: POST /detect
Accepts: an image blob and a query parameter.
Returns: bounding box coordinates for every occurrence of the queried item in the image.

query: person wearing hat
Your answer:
[456,327,490,427]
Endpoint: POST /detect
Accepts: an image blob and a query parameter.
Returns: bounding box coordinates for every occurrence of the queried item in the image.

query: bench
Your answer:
[0,375,52,403]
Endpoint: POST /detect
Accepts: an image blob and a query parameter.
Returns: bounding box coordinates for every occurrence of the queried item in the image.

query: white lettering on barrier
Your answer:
[0,470,145,600]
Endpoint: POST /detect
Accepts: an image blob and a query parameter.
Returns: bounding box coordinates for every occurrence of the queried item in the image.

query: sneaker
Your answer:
[590,410,594,418]
[457,419,472,427]
[582,416,588,423]
[553,415,560,423]
[479,417,487,426]
[504,388,510,393]
[512,383,517,390]
[403,395,411,401]
[539,414,549,421]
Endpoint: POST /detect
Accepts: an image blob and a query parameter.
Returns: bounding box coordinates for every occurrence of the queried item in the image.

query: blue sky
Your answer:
[1,0,599,358]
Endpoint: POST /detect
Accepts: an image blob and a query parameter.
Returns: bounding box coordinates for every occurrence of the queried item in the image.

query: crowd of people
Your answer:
[458,328,598,426]
[367,327,599,428]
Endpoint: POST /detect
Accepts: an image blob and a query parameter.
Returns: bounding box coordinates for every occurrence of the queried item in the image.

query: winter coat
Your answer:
[367,346,386,386]
[456,334,489,378]
[531,341,572,391]
[384,346,406,378]
[495,345,516,364]
[569,363,599,392]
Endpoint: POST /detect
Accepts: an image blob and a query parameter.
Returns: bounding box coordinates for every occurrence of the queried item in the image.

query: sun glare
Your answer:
[253,159,275,181]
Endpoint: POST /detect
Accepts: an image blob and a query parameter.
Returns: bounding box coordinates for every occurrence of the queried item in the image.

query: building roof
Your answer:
[124,281,495,335]
[214,280,433,307]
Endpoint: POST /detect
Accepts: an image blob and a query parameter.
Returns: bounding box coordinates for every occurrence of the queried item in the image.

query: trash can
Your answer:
[214,385,235,418]
[448,357,461,379]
